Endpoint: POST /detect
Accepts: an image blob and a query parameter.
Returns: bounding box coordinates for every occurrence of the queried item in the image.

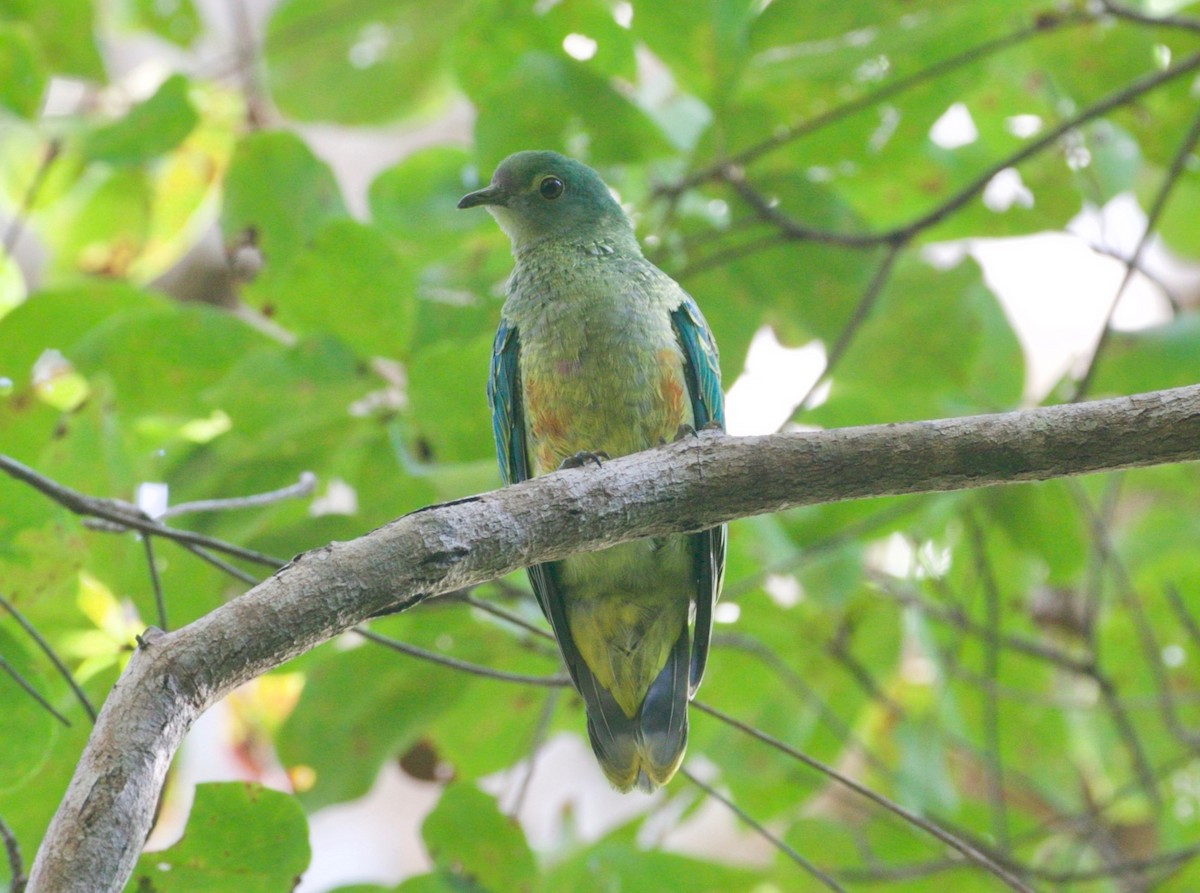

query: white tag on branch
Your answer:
[136,482,170,519]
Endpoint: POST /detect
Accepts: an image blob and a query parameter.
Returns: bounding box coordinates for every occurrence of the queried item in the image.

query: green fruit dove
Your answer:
[459,151,725,792]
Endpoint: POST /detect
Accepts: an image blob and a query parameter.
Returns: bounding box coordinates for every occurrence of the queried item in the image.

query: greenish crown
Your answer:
[458,150,633,250]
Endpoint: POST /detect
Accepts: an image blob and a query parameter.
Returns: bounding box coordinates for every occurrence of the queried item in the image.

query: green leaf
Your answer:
[452,0,636,91]
[0,280,162,390]
[83,73,198,166]
[0,22,45,118]
[221,130,348,266]
[264,0,462,124]
[471,52,672,169]
[0,626,58,790]
[121,0,201,47]
[278,640,471,810]
[806,257,1023,427]
[632,0,758,108]
[421,783,537,893]
[369,146,478,243]
[678,176,872,377]
[0,0,103,79]
[544,820,762,892]
[127,783,310,892]
[1089,314,1200,397]
[66,301,270,420]
[39,166,152,279]
[404,334,495,465]
[1150,166,1200,259]
[244,219,416,359]
[0,244,25,319]
[982,482,1086,584]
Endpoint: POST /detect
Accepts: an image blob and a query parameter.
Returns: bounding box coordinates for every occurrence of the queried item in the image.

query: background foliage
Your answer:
[2,0,1200,890]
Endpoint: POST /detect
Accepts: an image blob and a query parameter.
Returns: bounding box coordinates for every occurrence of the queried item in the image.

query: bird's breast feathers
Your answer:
[510,254,693,475]
[521,318,691,475]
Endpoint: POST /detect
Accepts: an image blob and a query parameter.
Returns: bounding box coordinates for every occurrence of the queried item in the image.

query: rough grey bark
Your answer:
[26,384,1200,892]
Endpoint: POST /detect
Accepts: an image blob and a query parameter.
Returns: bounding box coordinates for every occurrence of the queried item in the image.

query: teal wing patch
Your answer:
[487,319,527,486]
[487,319,596,697]
[671,295,727,696]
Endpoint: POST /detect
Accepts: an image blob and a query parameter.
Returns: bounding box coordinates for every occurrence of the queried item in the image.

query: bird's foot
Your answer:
[671,421,723,443]
[559,450,609,470]
[673,423,697,442]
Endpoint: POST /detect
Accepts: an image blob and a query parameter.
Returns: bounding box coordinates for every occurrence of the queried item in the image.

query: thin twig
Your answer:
[177,542,263,585]
[453,593,554,641]
[719,48,1200,249]
[2,139,60,255]
[0,656,71,727]
[876,579,1097,676]
[0,592,96,722]
[1072,483,1200,752]
[161,472,316,518]
[0,454,286,568]
[1085,243,1183,311]
[0,814,26,893]
[353,627,567,688]
[682,768,847,892]
[142,537,168,631]
[505,688,560,818]
[693,701,1037,893]
[966,513,1010,852]
[791,240,905,421]
[661,10,1091,195]
[1164,584,1200,647]
[1073,107,1200,401]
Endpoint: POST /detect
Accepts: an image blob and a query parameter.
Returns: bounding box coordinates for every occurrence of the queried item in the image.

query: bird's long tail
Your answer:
[581,625,690,793]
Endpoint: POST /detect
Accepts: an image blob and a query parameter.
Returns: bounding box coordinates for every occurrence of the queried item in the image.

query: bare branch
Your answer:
[0,456,287,569]
[23,384,1200,892]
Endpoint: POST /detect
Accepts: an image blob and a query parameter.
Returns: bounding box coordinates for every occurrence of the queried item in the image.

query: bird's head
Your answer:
[458,151,631,250]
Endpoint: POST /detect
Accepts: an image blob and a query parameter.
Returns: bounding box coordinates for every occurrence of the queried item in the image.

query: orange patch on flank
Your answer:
[523,377,571,473]
[655,350,686,426]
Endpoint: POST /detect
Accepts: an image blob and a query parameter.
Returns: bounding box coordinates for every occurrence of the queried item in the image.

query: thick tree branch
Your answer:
[26,384,1200,892]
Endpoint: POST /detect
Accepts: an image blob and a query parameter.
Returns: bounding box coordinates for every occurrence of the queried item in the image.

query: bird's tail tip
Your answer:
[585,627,690,793]
[587,713,688,794]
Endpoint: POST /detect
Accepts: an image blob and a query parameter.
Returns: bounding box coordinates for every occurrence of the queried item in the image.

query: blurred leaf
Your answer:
[0,626,58,790]
[806,257,1023,427]
[0,22,45,118]
[983,482,1087,584]
[121,0,201,47]
[264,0,463,125]
[632,0,758,109]
[0,0,102,79]
[421,783,538,893]
[245,219,417,359]
[40,166,152,278]
[1150,165,1200,258]
[405,333,494,464]
[0,245,26,319]
[1090,314,1200,397]
[471,51,672,168]
[278,638,472,810]
[452,0,636,90]
[370,145,478,243]
[221,130,348,266]
[83,74,198,166]
[544,820,762,892]
[126,783,310,892]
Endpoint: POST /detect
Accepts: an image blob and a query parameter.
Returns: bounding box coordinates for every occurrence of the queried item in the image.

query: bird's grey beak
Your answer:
[457,184,507,209]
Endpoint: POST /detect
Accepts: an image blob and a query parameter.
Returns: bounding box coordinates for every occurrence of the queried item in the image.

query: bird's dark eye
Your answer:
[539,176,564,199]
